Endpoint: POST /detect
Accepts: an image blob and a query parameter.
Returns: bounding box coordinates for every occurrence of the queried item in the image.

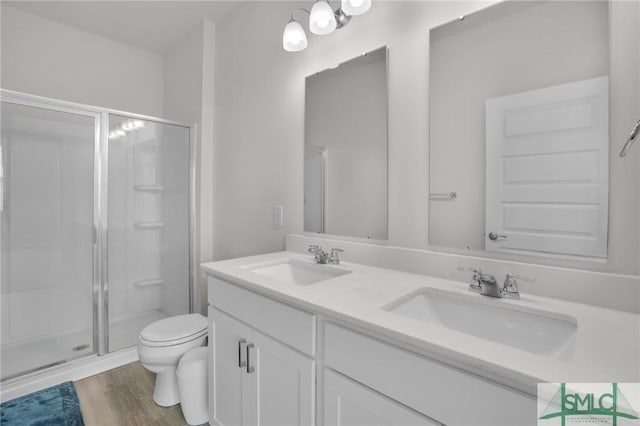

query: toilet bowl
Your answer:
[137,313,207,407]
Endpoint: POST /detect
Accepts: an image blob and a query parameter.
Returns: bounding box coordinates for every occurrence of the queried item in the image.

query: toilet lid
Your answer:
[140,313,207,344]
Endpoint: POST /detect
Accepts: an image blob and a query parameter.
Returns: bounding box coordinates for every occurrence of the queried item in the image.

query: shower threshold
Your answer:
[0,345,138,402]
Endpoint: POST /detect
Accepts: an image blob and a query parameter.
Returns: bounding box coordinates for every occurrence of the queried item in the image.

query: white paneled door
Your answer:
[485,76,609,259]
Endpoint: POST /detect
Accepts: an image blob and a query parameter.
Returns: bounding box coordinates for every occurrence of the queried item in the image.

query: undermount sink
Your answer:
[245,259,351,285]
[384,288,577,359]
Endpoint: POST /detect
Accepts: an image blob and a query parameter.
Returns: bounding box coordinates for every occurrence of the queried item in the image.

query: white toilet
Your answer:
[138,313,208,407]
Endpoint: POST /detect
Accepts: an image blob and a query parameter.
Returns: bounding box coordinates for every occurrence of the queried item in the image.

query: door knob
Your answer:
[488,232,507,241]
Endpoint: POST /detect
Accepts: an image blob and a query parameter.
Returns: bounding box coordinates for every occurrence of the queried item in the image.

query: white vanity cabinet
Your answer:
[208,277,316,426]
[207,275,537,426]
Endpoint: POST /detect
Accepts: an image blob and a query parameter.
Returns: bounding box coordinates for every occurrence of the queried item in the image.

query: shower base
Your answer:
[1,310,168,381]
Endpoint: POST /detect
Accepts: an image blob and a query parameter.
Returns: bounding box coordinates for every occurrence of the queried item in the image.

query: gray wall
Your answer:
[1,5,164,117]
[162,21,217,314]
[212,0,640,276]
[212,0,496,261]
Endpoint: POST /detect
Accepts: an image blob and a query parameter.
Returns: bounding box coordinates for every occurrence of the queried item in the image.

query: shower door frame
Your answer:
[0,89,197,362]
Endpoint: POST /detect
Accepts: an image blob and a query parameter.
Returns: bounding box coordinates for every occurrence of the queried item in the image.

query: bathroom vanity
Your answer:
[202,252,640,426]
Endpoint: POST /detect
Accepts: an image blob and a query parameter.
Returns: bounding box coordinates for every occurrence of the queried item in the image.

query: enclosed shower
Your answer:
[0,91,194,382]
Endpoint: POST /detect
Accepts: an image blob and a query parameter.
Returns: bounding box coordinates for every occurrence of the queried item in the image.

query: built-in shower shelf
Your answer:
[134,278,164,288]
[134,184,164,192]
[134,221,164,229]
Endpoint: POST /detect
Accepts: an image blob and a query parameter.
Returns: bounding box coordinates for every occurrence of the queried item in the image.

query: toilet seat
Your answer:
[139,314,207,347]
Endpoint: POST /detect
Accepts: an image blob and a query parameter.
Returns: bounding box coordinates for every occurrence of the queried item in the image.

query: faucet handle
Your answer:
[458,266,483,280]
[308,244,322,253]
[328,248,344,264]
[458,266,482,274]
[505,272,536,283]
[502,273,535,299]
[458,266,483,291]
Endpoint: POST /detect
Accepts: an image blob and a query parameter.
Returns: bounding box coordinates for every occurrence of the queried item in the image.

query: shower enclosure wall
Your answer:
[0,91,195,382]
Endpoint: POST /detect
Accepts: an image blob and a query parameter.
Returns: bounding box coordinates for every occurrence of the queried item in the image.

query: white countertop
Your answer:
[201,251,640,393]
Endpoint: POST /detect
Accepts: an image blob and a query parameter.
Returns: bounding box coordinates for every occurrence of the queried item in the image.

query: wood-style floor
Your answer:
[74,362,189,426]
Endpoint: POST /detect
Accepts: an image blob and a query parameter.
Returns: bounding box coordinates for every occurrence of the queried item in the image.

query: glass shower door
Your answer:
[107,114,191,351]
[0,101,97,380]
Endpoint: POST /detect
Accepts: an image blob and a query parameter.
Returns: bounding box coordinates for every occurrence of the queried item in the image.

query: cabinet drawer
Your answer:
[324,323,536,426]
[208,276,316,356]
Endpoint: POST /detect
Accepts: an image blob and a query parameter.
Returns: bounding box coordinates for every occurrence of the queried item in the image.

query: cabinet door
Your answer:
[323,369,440,426]
[245,327,316,426]
[325,323,536,425]
[209,307,249,426]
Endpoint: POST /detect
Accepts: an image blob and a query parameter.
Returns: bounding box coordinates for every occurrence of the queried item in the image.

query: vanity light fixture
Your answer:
[341,0,371,16]
[283,0,371,52]
[310,0,337,35]
[283,13,309,52]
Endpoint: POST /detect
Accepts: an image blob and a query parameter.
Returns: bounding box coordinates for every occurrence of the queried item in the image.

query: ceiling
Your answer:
[4,1,245,54]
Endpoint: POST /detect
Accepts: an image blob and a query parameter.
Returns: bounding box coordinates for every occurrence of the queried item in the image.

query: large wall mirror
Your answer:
[304,47,388,240]
[429,0,638,272]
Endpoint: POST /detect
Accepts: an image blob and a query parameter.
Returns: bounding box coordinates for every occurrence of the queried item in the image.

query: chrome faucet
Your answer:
[479,273,501,297]
[308,245,329,263]
[308,245,344,265]
[328,248,344,265]
[459,267,535,299]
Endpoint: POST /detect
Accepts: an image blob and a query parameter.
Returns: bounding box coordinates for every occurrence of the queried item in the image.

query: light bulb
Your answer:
[310,0,337,35]
[341,0,371,16]
[283,20,308,52]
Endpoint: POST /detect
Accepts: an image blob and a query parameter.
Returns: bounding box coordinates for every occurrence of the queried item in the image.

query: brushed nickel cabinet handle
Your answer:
[246,343,255,373]
[238,339,247,368]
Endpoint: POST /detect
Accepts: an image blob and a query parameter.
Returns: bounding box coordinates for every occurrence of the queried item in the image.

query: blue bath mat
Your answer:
[0,382,84,426]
